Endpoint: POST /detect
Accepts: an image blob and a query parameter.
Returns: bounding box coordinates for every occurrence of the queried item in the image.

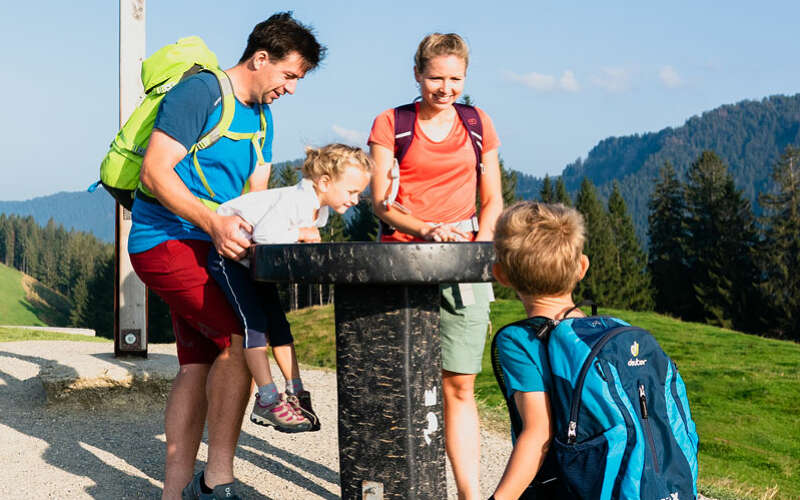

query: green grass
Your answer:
[286,300,800,500]
[0,326,109,342]
[0,262,71,326]
[0,263,47,325]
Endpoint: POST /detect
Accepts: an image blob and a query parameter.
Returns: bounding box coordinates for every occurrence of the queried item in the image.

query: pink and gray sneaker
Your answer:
[250,393,312,433]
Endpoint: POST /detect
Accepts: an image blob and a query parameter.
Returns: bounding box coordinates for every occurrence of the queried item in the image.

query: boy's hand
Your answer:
[298,227,321,243]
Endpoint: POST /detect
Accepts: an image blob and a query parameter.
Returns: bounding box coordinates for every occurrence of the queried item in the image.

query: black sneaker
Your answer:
[182,471,242,500]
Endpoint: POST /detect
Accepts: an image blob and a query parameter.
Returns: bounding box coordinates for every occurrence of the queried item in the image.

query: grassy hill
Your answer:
[288,300,799,500]
[3,295,796,498]
[0,262,71,326]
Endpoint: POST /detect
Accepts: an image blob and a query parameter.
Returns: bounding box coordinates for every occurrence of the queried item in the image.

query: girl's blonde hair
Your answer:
[301,143,373,180]
[414,33,469,73]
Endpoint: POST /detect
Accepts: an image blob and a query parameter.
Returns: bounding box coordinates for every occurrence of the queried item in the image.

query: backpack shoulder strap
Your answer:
[187,68,267,201]
[562,300,598,318]
[193,68,236,151]
[453,103,484,176]
[393,103,417,163]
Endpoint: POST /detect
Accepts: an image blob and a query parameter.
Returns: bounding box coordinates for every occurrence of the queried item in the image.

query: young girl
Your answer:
[208,143,372,433]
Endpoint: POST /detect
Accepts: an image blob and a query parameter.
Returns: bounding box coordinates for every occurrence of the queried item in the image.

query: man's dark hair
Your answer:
[239,12,326,70]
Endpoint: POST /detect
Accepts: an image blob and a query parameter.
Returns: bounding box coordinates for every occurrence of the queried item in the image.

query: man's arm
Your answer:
[492,391,553,500]
[139,129,251,259]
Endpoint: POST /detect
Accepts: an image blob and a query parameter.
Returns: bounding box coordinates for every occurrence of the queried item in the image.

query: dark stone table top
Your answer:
[250,242,495,285]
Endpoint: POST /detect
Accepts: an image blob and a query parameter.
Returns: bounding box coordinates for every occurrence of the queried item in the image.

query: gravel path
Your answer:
[0,341,512,499]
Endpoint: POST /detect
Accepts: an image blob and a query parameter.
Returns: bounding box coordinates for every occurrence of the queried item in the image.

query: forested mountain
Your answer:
[547,93,800,240]
[0,190,115,243]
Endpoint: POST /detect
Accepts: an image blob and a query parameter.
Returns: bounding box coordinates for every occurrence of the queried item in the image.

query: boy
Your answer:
[489,201,589,500]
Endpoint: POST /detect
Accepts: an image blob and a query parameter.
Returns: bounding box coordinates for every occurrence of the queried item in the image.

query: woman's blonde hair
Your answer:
[301,143,373,180]
[494,202,586,298]
[414,33,469,73]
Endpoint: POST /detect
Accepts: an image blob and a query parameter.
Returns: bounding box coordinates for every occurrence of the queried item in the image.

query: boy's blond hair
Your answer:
[301,143,373,180]
[494,201,586,297]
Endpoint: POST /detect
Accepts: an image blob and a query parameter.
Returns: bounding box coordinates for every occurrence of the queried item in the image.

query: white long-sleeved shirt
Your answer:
[216,178,329,264]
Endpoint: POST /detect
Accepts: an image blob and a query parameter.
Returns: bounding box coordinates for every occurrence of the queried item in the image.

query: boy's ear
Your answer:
[577,254,590,280]
[492,262,511,287]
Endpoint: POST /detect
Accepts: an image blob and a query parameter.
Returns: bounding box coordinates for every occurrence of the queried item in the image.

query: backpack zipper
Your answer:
[639,382,660,473]
[566,326,641,444]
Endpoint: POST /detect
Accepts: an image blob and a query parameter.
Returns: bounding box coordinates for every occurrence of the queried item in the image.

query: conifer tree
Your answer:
[346,199,378,241]
[555,177,572,206]
[86,253,115,339]
[540,175,554,203]
[69,275,90,327]
[684,151,760,331]
[278,163,300,187]
[758,146,800,339]
[499,157,518,208]
[608,182,654,310]
[574,177,618,305]
[647,162,692,316]
[322,212,347,242]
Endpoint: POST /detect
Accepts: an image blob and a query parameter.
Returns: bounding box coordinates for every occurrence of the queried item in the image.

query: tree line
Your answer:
[538,147,800,341]
[3,146,798,342]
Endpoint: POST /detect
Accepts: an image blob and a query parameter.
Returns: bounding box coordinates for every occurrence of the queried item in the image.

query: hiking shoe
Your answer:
[181,471,242,499]
[250,393,312,432]
[285,390,320,431]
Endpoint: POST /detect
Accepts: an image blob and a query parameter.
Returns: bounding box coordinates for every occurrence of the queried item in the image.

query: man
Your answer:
[128,13,325,499]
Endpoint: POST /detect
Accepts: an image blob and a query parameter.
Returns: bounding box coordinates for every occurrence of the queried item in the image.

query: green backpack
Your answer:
[91,36,267,210]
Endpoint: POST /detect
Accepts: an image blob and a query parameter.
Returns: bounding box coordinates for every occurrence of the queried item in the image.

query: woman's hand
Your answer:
[421,223,471,242]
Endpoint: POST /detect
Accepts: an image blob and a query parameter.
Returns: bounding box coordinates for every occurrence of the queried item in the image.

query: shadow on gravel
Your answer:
[237,430,340,499]
[0,348,340,499]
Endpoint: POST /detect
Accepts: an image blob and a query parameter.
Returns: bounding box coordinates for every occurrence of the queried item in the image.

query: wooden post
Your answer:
[114,0,148,357]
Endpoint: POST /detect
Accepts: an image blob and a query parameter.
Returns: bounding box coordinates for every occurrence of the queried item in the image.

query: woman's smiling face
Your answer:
[415,54,466,111]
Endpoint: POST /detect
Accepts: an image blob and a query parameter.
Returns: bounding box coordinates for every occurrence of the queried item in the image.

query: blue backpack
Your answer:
[491,305,699,500]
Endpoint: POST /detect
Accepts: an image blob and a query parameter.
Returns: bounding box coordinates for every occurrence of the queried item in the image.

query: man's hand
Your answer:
[209,214,253,259]
[298,227,321,243]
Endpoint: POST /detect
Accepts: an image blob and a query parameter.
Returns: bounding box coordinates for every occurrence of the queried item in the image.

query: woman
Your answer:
[368,33,503,499]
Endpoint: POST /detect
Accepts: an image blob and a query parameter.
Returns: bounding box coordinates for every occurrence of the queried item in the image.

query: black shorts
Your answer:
[207,251,293,349]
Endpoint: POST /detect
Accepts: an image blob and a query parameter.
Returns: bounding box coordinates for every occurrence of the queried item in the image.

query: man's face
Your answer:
[254,51,308,104]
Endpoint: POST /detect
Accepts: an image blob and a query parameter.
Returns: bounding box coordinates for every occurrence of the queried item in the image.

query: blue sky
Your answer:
[2,1,799,200]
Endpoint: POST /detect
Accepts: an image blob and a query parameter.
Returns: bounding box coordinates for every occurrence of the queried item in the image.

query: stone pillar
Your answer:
[251,242,494,500]
[335,284,443,499]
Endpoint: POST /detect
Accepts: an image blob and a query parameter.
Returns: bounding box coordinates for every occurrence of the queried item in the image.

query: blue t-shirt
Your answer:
[496,317,553,396]
[129,71,274,253]
[496,316,553,443]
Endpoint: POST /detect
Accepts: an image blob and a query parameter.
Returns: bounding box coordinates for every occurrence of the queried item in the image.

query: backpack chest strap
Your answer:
[187,75,267,199]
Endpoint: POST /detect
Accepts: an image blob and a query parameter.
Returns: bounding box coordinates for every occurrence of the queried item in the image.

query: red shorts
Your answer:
[130,239,242,365]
